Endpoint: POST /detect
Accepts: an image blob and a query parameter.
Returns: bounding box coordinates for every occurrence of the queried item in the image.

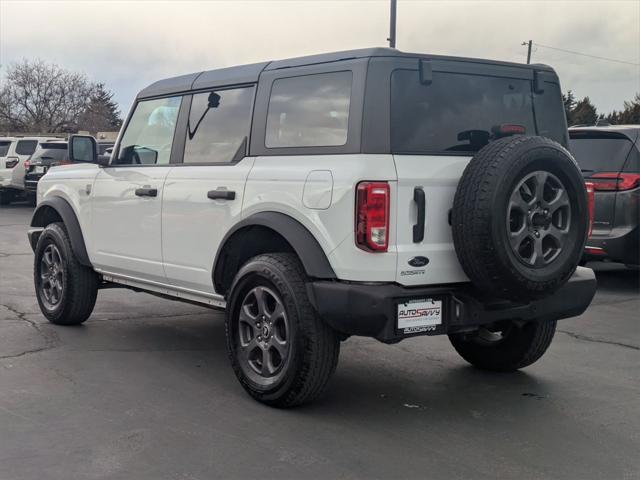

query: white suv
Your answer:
[28,49,596,407]
[1,136,60,204]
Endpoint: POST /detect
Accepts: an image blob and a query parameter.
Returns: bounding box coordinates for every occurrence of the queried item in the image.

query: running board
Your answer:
[97,270,226,309]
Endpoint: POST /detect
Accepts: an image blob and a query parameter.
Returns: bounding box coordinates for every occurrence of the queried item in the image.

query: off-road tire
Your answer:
[452,135,589,301]
[449,320,557,372]
[34,222,98,325]
[226,253,340,408]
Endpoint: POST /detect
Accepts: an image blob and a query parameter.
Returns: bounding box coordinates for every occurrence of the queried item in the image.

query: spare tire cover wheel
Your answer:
[452,135,589,301]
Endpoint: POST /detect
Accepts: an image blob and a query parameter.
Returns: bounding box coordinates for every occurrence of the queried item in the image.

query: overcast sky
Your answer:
[1,0,639,116]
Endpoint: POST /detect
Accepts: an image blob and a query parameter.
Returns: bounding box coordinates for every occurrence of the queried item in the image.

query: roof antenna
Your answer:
[387,0,397,48]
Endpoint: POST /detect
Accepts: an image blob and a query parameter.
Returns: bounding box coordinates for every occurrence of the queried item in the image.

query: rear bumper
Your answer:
[585,226,639,265]
[24,174,42,192]
[307,267,597,343]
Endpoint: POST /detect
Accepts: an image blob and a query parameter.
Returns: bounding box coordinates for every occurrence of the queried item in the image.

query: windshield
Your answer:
[391,69,566,155]
[569,133,634,173]
[0,141,11,157]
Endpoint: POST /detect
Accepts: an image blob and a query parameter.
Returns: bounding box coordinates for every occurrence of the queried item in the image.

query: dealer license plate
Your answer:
[34,166,45,174]
[397,298,442,334]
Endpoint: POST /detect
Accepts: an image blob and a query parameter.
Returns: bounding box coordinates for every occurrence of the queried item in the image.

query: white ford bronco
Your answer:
[28,49,597,407]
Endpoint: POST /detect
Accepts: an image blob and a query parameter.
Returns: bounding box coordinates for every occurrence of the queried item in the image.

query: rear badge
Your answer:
[408,256,429,267]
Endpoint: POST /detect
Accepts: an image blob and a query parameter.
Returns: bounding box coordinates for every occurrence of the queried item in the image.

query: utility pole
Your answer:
[388,0,397,48]
[523,40,533,64]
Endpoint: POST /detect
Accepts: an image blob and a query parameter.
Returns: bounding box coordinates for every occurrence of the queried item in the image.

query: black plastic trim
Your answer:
[307,267,597,343]
[213,212,336,294]
[30,197,92,267]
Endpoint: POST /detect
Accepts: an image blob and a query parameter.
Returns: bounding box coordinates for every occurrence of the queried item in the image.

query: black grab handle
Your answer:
[413,187,425,243]
[207,189,236,200]
[135,187,157,197]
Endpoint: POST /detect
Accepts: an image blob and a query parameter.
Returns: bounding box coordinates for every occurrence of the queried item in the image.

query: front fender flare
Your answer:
[30,197,92,267]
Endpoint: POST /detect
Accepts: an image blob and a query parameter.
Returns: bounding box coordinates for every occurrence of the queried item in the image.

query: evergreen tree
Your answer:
[78,83,122,133]
[569,97,598,126]
[562,90,576,123]
[617,93,640,124]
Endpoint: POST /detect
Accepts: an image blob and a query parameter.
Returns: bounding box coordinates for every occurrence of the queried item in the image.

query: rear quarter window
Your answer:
[0,141,11,157]
[15,140,38,156]
[265,71,352,148]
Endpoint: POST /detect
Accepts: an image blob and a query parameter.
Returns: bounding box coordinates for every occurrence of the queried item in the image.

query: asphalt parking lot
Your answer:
[0,203,638,480]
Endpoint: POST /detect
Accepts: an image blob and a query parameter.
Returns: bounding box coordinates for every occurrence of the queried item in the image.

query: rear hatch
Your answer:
[390,62,568,286]
[569,129,639,236]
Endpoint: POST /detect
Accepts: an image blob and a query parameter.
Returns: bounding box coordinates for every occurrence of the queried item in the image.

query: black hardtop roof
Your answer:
[137,47,555,99]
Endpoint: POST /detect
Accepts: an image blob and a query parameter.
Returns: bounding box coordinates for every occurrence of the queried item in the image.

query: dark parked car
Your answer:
[24,141,68,194]
[569,126,640,267]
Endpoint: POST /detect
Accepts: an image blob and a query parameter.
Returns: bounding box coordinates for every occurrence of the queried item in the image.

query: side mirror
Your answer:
[68,135,98,164]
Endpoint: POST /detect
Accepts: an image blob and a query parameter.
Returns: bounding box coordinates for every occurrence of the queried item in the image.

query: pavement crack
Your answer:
[0,303,58,359]
[0,252,32,258]
[557,329,639,351]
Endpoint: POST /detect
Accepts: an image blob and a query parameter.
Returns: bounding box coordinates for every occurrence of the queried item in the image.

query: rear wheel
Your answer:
[226,253,340,407]
[34,223,98,325]
[449,320,557,372]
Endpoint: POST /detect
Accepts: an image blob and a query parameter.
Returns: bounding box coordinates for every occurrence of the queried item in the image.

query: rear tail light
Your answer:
[585,182,595,237]
[356,181,390,252]
[589,172,640,191]
[24,159,30,169]
[5,157,18,169]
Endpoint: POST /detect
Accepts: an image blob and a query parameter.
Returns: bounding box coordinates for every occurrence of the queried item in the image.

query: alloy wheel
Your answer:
[507,170,572,268]
[237,286,290,382]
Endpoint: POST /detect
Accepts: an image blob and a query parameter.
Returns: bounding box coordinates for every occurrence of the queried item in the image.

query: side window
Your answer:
[15,140,38,156]
[0,141,11,157]
[183,87,254,164]
[116,96,181,165]
[265,71,352,148]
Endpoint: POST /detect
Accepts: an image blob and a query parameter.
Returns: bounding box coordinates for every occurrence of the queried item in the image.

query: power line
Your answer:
[532,42,640,67]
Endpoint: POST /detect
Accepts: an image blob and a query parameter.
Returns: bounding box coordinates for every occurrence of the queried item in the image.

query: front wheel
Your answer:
[226,253,340,407]
[34,222,99,325]
[449,320,557,372]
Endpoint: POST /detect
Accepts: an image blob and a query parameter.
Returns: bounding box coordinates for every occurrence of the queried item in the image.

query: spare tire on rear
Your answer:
[452,135,589,301]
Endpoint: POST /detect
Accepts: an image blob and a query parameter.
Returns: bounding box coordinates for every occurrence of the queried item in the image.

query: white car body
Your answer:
[0,136,59,192]
[29,49,598,406]
[37,150,469,305]
[31,48,594,333]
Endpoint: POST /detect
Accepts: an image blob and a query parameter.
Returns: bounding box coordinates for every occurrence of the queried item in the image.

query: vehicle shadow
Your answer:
[588,261,640,296]
[92,314,556,424]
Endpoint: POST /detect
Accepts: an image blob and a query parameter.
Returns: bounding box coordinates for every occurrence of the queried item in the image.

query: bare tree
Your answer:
[0,59,96,133]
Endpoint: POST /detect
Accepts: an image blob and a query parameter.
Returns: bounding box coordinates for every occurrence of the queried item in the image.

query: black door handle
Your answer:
[207,189,236,200]
[413,187,425,243]
[135,187,157,197]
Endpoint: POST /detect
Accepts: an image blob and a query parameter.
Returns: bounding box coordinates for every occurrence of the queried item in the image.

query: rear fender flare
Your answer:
[213,212,336,294]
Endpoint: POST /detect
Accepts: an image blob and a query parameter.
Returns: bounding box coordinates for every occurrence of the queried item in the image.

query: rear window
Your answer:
[15,140,38,156]
[0,141,11,157]
[569,132,634,173]
[391,70,565,154]
[31,147,68,162]
[266,71,352,148]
